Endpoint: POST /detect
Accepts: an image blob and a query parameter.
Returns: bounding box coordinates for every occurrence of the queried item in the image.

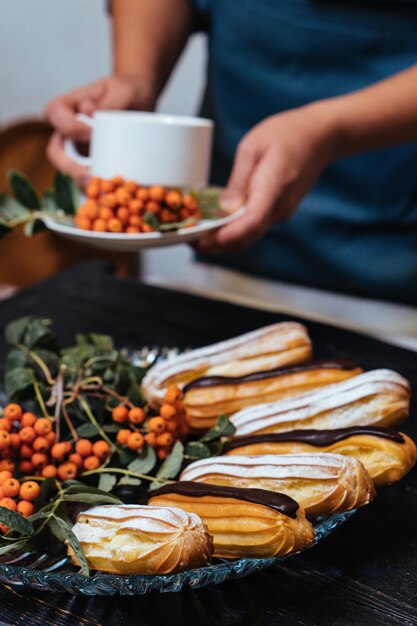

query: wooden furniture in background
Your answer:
[0,119,136,288]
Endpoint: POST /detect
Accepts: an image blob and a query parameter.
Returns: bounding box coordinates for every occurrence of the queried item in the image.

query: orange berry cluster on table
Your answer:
[74,177,202,233]
[0,471,39,531]
[112,385,190,460]
[0,403,110,483]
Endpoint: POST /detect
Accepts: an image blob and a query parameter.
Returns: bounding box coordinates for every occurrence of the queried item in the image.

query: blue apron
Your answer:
[189,0,417,304]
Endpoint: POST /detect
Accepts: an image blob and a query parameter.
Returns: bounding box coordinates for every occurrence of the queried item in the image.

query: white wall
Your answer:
[0,0,206,123]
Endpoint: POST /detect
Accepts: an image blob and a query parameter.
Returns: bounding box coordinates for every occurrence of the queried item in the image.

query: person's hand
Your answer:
[44,75,155,186]
[197,103,338,254]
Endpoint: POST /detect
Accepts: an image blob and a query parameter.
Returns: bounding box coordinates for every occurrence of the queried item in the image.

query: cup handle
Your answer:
[63,113,94,167]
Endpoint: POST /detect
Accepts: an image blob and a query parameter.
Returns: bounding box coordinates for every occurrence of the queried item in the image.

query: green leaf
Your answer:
[103,423,121,434]
[6,347,59,378]
[87,333,114,351]
[23,218,47,237]
[199,414,236,443]
[76,423,98,437]
[5,367,35,400]
[0,194,30,221]
[43,189,57,212]
[98,473,117,492]
[54,172,78,215]
[117,447,137,466]
[0,539,29,556]
[8,170,41,210]
[5,316,54,349]
[127,382,146,407]
[143,211,160,229]
[0,506,34,536]
[48,516,68,542]
[185,441,211,459]
[63,492,121,505]
[155,441,184,481]
[51,515,89,576]
[127,444,157,476]
[33,477,55,511]
[117,475,141,486]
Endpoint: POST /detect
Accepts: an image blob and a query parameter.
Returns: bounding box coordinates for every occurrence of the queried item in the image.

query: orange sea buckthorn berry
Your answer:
[19,481,40,501]
[0,418,12,432]
[99,206,114,221]
[83,200,100,220]
[148,417,165,434]
[33,437,49,453]
[75,439,93,458]
[17,500,35,517]
[136,187,149,201]
[31,453,48,469]
[18,460,33,475]
[165,420,178,435]
[112,405,129,423]
[92,218,107,232]
[0,430,10,450]
[9,433,21,449]
[21,412,36,428]
[102,192,118,208]
[69,453,83,469]
[124,181,139,194]
[145,200,160,214]
[62,441,72,454]
[92,440,110,459]
[0,460,14,472]
[149,185,165,202]
[45,431,56,445]
[128,199,144,214]
[0,523,8,533]
[101,179,115,193]
[127,432,144,451]
[160,209,176,223]
[116,429,131,445]
[20,444,33,459]
[128,215,142,228]
[74,215,91,231]
[0,497,17,512]
[86,182,100,198]
[0,487,4,499]
[4,403,23,422]
[128,407,145,425]
[51,442,68,462]
[41,465,57,479]
[2,478,20,498]
[126,226,140,234]
[156,432,174,447]
[108,217,123,233]
[83,455,100,471]
[115,188,131,205]
[0,471,12,484]
[116,206,130,225]
[157,448,168,461]
[164,385,182,405]
[19,426,36,444]
[141,223,155,233]
[57,462,78,481]
[160,404,177,420]
[179,208,191,221]
[165,190,183,210]
[34,418,52,436]
[144,432,157,447]
[112,176,124,187]
[183,194,198,210]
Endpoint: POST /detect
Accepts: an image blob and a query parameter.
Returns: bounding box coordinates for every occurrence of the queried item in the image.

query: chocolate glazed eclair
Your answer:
[223,427,417,487]
[183,359,363,431]
[148,482,315,559]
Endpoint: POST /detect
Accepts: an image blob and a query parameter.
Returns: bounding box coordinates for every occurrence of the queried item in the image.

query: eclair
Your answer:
[180,454,375,517]
[230,369,410,437]
[223,427,417,487]
[142,322,312,408]
[148,482,315,559]
[183,360,363,430]
[69,505,213,575]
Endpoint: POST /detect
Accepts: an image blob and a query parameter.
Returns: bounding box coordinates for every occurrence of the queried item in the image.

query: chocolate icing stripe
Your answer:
[222,426,405,453]
[182,359,360,393]
[148,481,299,518]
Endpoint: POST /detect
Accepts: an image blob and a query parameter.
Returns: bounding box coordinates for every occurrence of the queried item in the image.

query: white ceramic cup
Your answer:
[64,111,214,188]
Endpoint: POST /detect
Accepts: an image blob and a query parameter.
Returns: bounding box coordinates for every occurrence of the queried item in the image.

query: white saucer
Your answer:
[43,207,245,251]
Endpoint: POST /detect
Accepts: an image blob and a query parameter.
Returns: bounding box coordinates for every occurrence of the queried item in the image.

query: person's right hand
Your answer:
[44,75,155,186]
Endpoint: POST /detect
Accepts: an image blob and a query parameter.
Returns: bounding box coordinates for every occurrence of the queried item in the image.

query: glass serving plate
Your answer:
[0,347,357,595]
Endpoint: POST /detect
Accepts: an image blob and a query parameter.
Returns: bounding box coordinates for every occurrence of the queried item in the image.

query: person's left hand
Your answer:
[196,102,338,254]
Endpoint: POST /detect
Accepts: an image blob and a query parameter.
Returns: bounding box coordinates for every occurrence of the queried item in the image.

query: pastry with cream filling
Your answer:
[223,427,417,487]
[68,505,213,574]
[230,369,410,438]
[180,453,375,517]
[148,482,314,558]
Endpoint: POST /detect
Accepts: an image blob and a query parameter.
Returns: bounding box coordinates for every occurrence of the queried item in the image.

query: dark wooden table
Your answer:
[0,261,416,626]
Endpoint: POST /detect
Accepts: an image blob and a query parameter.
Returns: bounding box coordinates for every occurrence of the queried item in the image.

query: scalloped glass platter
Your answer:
[0,348,357,595]
[43,206,246,251]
